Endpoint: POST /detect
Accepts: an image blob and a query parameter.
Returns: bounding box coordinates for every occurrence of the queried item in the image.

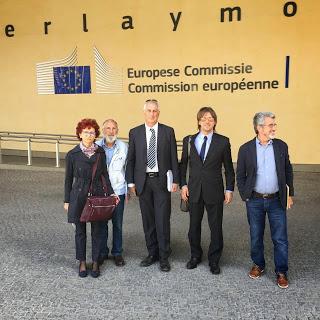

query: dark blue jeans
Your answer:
[100,194,125,257]
[246,196,288,274]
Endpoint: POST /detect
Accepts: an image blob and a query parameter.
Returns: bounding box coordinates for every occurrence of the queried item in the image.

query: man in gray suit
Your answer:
[126,99,179,272]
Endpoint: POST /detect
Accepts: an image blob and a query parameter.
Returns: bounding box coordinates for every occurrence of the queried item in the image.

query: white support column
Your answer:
[27,139,32,166]
[55,141,60,168]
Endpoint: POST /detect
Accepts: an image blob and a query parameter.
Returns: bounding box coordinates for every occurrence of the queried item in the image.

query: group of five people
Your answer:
[64,99,294,289]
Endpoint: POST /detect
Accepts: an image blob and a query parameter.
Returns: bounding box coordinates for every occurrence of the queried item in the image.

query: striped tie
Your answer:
[147,128,156,169]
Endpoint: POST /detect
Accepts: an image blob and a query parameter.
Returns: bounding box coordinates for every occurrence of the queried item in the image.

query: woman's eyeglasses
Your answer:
[82,131,96,136]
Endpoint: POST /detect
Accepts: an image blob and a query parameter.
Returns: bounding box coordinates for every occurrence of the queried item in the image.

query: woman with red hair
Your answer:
[64,118,114,278]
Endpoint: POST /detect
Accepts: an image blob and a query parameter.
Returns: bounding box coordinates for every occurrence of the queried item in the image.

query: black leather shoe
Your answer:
[98,255,108,266]
[91,270,100,278]
[114,255,125,267]
[78,262,88,278]
[91,262,100,278]
[186,257,202,269]
[210,264,221,275]
[140,255,159,267]
[159,259,171,272]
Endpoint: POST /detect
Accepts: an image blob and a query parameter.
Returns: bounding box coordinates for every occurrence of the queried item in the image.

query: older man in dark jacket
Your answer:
[237,112,294,289]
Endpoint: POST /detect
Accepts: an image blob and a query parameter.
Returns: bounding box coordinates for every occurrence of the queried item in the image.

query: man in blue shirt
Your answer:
[237,112,294,289]
[96,119,128,267]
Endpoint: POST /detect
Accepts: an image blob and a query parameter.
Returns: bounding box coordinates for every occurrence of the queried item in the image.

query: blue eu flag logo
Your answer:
[53,66,91,94]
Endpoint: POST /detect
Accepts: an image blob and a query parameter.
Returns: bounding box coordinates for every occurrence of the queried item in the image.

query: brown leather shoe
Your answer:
[114,255,125,267]
[249,265,264,279]
[277,273,289,289]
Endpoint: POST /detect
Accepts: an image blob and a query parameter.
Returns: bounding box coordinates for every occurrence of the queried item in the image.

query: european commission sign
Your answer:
[35,47,291,95]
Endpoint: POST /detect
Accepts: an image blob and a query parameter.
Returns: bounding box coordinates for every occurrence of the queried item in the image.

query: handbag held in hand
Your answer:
[180,199,189,212]
[180,136,191,212]
[80,154,119,223]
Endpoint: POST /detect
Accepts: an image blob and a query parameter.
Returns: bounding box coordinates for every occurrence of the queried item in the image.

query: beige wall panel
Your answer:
[0,0,319,164]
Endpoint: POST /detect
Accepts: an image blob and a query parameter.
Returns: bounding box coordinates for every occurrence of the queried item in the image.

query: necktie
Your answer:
[199,136,207,162]
[147,128,156,169]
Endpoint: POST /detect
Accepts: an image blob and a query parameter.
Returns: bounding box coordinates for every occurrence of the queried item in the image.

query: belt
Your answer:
[146,172,159,178]
[252,191,279,199]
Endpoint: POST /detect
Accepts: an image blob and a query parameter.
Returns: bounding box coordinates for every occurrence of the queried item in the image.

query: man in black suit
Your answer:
[180,107,235,274]
[236,112,294,289]
[126,99,179,272]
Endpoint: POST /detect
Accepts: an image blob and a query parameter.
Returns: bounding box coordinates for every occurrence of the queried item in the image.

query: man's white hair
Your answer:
[102,119,118,129]
[253,112,275,134]
[143,99,160,111]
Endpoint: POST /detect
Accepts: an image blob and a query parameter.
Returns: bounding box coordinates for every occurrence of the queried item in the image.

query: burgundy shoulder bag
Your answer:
[80,153,119,222]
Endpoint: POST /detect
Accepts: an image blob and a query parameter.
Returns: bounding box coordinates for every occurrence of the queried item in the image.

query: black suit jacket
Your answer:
[125,123,179,195]
[180,132,235,204]
[236,137,294,209]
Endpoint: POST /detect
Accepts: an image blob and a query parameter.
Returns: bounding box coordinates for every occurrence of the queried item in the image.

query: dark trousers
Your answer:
[75,221,102,262]
[188,195,224,266]
[139,176,171,259]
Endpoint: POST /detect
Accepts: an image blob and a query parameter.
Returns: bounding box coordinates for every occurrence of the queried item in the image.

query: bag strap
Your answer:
[88,153,100,195]
[88,152,110,196]
[100,173,109,195]
[186,136,191,184]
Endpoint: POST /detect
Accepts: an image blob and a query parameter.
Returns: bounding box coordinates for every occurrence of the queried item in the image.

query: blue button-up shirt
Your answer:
[254,138,279,194]
[101,141,116,167]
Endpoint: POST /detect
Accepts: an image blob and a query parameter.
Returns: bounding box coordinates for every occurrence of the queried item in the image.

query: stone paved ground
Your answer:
[0,166,319,319]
